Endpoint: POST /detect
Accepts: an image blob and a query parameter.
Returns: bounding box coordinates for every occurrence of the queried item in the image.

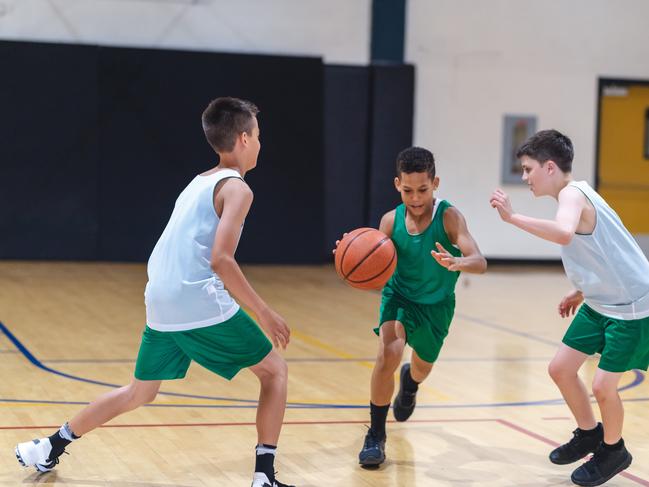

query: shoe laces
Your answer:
[43,449,68,468]
[363,426,383,448]
[271,471,295,487]
[567,428,588,444]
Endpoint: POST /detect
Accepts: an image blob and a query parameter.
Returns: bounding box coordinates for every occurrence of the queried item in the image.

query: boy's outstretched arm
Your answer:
[490,187,584,245]
[434,207,487,273]
[210,178,290,349]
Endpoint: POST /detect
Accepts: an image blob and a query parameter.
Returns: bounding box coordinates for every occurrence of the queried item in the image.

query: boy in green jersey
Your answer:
[355,147,487,467]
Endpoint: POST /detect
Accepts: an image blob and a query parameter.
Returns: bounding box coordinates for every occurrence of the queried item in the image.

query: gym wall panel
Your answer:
[1,40,325,264]
[96,46,324,263]
[324,65,371,258]
[367,64,415,227]
[0,41,99,259]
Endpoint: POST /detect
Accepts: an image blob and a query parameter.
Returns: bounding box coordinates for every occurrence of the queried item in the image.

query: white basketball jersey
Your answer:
[561,181,649,320]
[144,169,243,331]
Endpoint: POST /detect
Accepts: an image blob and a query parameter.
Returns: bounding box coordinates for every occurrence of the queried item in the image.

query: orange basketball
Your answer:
[334,228,397,290]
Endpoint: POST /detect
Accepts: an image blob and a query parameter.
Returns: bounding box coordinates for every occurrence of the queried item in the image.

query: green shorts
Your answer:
[374,291,455,363]
[563,303,649,372]
[134,308,272,381]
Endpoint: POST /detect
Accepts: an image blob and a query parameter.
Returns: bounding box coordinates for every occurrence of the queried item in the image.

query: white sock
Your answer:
[58,422,79,441]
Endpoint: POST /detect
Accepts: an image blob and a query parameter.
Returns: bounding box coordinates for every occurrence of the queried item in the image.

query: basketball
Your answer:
[334,227,397,290]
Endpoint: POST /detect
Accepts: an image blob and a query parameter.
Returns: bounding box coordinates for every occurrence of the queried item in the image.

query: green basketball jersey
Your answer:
[384,200,461,305]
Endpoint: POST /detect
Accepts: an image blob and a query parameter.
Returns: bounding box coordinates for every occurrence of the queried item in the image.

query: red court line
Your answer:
[4,418,647,485]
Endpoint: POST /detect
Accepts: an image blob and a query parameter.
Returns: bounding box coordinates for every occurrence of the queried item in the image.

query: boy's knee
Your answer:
[274,357,288,382]
[257,352,288,383]
[591,379,616,402]
[126,382,158,407]
[548,360,569,382]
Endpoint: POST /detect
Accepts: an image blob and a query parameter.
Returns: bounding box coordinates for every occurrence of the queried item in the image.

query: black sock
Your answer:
[403,367,420,394]
[47,431,72,458]
[579,423,602,436]
[370,402,389,439]
[255,444,276,482]
[602,438,624,451]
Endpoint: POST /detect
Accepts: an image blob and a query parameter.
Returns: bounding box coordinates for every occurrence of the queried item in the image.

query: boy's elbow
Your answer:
[210,254,235,273]
[557,231,574,246]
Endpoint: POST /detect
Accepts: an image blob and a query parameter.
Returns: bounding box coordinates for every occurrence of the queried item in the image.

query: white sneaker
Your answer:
[15,438,59,472]
[251,472,295,487]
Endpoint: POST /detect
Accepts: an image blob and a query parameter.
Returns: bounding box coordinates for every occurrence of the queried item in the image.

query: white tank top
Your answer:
[144,169,242,331]
[560,181,649,320]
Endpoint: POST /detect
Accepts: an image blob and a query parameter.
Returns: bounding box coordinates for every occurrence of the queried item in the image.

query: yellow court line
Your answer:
[290,328,451,401]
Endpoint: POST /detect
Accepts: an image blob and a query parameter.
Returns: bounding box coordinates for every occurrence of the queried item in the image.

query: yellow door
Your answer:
[598,83,649,233]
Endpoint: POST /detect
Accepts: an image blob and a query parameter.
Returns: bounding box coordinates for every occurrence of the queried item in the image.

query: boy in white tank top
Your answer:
[491,129,649,486]
[15,98,295,487]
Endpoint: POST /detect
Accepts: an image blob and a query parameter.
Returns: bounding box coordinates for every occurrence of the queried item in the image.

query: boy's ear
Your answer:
[546,160,556,174]
[394,177,401,191]
[433,176,440,190]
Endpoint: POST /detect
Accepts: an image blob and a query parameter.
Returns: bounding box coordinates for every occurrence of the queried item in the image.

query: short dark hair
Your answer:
[516,129,574,172]
[396,147,436,178]
[201,97,259,152]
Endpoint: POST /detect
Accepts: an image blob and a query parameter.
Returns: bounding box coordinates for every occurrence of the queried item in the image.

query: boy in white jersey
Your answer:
[15,97,295,487]
[490,129,649,486]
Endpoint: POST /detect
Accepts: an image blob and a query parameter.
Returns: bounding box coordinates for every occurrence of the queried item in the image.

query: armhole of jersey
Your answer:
[569,183,598,236]
[431,199,442,221]
[212,175,245,219]
[393,204,406,234]
[438,201,461,251]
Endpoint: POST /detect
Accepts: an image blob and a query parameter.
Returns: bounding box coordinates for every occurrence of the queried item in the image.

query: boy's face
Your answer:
[520,155,551,196]
[394,171,439,217]
[242,116,261,170]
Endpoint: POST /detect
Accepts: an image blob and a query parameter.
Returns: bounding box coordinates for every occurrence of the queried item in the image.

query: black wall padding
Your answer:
[0,41,100,259]
[1,40,324,263]
[366,63,415,227]
[323,65,370,258]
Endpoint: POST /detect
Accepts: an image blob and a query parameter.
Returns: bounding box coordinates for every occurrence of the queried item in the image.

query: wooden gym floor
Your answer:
[0,261,648,486]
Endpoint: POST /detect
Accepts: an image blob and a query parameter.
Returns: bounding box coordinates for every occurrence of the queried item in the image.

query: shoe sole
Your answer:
[570,454,632,486]
[359,455,385,467]
[15,446,26,467]
[550,452,593,465]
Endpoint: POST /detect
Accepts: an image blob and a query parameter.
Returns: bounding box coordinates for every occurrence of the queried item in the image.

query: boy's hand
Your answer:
[490,189,514,222]
[558,290,584,318]
[258,308,291,349]
[431,242,463,271]
[332,233,348,255]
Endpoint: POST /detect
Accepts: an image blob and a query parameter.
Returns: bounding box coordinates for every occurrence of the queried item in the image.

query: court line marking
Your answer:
[497,419,649,486]
[456,312,560,347]
[2,418,647,485]
[1,319,645,409]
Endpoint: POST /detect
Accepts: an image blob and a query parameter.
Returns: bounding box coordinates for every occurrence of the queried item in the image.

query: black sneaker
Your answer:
[393,363,417,422]
[358,428,386,467]
[550,423,603,465]
[571,442,632,486]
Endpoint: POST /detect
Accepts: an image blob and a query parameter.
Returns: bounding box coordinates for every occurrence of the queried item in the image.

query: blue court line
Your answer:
[0,320,645,410]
